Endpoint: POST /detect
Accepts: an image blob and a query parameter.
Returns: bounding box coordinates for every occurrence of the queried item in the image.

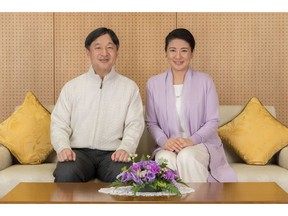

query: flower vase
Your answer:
[138,185,162,193]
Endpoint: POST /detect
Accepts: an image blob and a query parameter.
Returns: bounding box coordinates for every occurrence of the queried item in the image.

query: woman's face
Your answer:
[166,38,193,73]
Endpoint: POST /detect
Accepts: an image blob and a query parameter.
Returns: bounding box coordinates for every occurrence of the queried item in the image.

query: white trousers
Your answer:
[155,144,210,182]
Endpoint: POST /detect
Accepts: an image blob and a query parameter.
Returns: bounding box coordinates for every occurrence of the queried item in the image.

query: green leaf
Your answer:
[166,183,181,195]
[110,180,126,187]
[140,155,147,161]
[121,166,127,171]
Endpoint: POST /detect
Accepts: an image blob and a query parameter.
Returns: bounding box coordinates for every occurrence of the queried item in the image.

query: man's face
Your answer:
[86,33,118,76]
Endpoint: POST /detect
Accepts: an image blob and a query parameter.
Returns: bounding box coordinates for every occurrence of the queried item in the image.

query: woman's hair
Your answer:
[85,27,120,50]
[165,28,195,52]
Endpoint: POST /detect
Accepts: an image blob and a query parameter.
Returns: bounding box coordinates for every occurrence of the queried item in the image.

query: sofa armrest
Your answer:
[0,144,13,171]
[278,145,288,170]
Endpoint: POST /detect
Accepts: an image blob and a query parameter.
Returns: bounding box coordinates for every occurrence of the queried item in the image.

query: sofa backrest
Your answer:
[44,105,55,113]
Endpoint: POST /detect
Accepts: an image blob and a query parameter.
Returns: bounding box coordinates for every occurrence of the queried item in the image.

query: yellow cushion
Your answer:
[218,97,288,165]
[0,92,53,164]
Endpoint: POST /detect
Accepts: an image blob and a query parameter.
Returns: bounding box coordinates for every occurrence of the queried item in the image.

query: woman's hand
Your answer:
[163,138,183,153]
[164,137,193,153]
[177,137,193,148]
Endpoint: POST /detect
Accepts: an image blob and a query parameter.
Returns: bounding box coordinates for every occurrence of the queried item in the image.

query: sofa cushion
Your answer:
[218,97,288,165]
[0,163,56,198]
[0,144,13,170]
[0,92,53,164]
[230,163,288,193]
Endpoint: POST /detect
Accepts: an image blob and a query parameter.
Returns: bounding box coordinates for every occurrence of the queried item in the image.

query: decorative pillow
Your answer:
[218,97,288,165]
[0,92,53,164]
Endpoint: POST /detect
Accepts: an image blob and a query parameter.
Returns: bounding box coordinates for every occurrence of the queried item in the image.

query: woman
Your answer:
[145,28,237,182]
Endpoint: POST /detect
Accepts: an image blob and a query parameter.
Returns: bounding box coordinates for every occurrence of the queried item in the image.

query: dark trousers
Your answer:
[53,148,132,183]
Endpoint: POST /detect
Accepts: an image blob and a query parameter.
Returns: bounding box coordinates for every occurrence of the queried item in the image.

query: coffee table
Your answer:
[0,182,287,204]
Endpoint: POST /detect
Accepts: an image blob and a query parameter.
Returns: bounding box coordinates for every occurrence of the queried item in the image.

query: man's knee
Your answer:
[53,162,84,182]
[98,161,131,182]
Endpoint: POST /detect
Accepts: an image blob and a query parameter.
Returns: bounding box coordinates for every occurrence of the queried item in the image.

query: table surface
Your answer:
[0,182,287,204]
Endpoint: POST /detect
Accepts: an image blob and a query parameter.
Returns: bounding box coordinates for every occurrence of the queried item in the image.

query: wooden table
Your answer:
[0,182,287,204]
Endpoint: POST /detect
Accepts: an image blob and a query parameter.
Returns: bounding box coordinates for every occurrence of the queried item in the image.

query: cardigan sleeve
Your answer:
[189,75,220,145]
[145,78,168,147]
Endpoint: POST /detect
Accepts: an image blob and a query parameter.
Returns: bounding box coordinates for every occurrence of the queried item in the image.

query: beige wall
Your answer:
[0,13,54,120]
[1,12,287,126]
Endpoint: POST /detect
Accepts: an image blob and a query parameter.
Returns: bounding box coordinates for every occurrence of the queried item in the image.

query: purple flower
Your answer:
[162,169,178,181]
[146,161,161,174]
[118,170,133,182]
[131,171,143,184]
[137,160,148,169]
[113,155,187,195]
[131,163,141,172]
[145,171,156,182]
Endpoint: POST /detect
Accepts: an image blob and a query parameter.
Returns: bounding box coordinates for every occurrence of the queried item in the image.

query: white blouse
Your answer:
[174,84,188,138]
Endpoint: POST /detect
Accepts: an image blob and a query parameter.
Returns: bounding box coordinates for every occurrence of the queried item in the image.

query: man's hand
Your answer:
[111,149,131,163]
[57,148,76,162]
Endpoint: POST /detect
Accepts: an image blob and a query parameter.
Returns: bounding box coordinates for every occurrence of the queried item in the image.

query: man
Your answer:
[51,27,145,182]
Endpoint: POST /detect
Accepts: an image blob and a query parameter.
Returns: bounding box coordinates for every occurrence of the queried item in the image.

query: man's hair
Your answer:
[85,27,120,50]
[165,28,195,52]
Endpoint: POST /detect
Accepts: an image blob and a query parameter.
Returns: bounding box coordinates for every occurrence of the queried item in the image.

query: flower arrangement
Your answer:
[111,154,189,196]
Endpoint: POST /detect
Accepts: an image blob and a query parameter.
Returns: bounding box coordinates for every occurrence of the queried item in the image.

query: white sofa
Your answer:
[0,104,288,198]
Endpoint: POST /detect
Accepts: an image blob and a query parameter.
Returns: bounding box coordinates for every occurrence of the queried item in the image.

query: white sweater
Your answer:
[51,66,145,154]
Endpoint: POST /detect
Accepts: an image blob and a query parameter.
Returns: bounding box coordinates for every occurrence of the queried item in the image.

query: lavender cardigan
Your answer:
[145,68,237,182]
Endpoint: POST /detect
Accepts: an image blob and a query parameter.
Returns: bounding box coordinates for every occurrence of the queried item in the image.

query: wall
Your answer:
[0,12,287,126]
[0,13,54,120]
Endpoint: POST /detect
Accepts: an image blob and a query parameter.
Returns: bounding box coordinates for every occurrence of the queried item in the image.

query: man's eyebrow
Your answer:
[95,42,114,45]
[94,42,115,46]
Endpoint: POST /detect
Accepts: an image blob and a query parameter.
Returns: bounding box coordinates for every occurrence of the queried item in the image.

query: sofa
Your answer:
[1,103,288,198]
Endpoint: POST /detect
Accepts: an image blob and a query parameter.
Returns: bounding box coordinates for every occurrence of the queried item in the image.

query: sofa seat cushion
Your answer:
[0,163,56,198]
[230,163,288,193]
[0,163,102,198]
